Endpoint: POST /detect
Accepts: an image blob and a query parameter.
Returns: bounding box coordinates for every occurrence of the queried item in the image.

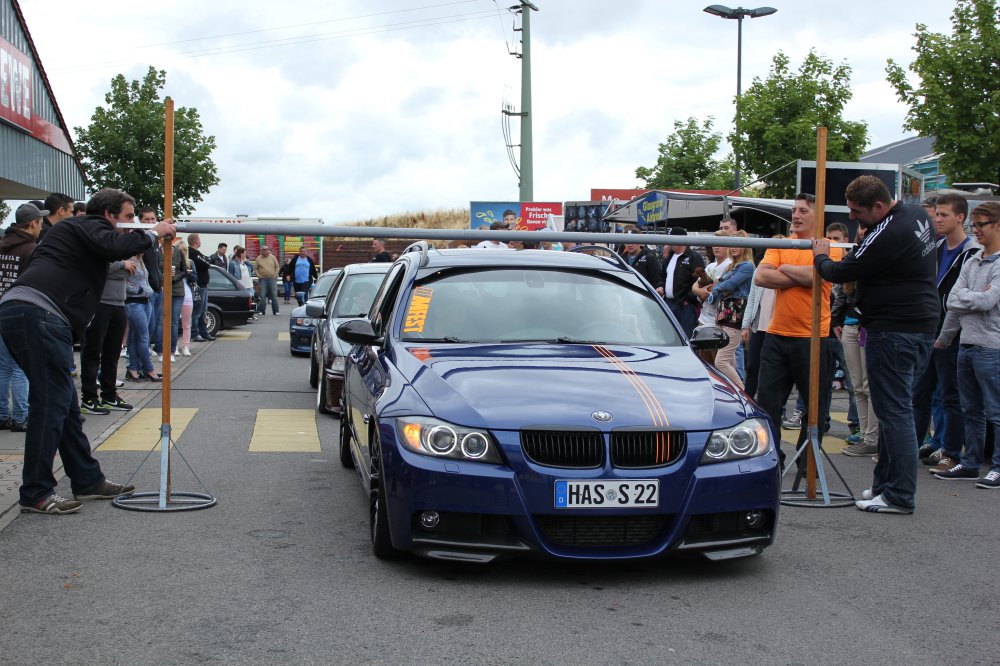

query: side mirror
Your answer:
[337,319,381,346]
[305,302,324,318]
[688,325,729,351]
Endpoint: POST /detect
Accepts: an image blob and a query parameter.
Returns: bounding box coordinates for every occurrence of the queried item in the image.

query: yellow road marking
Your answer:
[249,409,321,452]
[277,332,290,341]
[97,408,199,451]
[217,330,251,340]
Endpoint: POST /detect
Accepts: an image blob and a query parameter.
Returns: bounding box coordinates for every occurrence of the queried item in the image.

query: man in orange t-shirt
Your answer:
[753,193,843,470]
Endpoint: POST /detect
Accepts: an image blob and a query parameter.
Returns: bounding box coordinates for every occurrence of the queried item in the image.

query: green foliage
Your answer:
[886,0,1000,185]
[74,67,219,216]
[0,201,10,223]
[731,51,868,198]
[636,117,735,190]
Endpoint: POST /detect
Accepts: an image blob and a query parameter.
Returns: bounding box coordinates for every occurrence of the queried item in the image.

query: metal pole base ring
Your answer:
[112,491,217,512]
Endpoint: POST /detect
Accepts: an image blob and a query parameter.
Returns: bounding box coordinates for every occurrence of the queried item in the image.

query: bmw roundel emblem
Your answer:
[592,411,613,423]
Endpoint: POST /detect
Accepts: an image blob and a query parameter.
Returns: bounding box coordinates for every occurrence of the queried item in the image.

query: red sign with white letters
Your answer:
[0,37,32,132]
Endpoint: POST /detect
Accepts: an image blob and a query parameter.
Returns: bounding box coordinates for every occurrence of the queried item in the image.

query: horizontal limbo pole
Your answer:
[120,223,851,251]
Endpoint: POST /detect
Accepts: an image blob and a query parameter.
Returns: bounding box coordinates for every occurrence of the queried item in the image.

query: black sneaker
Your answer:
[10,421,26,432]
[80,398,110,415]
[100,395,133,411]
[934,464,980,480]
[21,494,82,514]
[74,479,136,500]
[976,471,1000,489]
[0,418,10,430]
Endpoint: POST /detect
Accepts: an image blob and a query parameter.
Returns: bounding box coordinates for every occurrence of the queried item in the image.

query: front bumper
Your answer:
[289,325,314,353]
[377,425,780,562]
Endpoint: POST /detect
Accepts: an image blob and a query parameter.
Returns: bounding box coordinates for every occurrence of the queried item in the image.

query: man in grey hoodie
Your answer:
[80,256,137,414]
[933,202,1000,489]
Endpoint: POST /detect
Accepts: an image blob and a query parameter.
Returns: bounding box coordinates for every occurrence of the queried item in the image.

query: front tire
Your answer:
[369,435,398,559]
[309,341,319,389]
[316,372,333,415]
[205,308,222,337]
[338,405,355,469]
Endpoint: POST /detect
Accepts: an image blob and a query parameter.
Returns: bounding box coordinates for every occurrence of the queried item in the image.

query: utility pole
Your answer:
[518,1,538,202]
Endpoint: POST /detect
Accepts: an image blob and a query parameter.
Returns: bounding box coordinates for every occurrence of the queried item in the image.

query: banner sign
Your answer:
[0,37,32,132]
[635,192,670,229]
[245,235,319,264]
[470,202,562,231]
[563,201,613,233]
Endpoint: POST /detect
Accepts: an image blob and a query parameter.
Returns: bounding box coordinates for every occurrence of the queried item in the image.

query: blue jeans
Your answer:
[283,280,293,302]
[258,277,279,314]
[957,345,1000,473]
[168,296,183,353]
[913,342,963,459]
[0,303,104,505]
[864,330,933,510]
[735,339,746,382]
[149,290,163,354]
[0,332,28,422]
[125,302,154,374]
[193,286,210,339]
[666,300,698,337]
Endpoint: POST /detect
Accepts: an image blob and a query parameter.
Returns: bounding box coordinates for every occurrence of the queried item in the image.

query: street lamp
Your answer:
[703,5,777,191]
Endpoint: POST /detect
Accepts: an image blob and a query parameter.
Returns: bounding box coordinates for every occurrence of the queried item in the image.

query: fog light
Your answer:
[419,511,440,530]
[745,510,765,529]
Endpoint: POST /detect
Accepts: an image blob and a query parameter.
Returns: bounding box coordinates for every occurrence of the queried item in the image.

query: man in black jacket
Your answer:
[0,188,175,515]
[620,226,662,290]
[656,227,705,336]
[37,193,75,242]
[812,175,938,514]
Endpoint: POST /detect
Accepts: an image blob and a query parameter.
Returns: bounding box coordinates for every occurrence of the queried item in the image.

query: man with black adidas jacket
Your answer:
[914,194,978,475]
[0,188,176,515]
[620,226,663,290]
[812,175,938,515]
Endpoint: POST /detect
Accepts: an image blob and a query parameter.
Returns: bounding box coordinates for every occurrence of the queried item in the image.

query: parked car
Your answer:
[335,243,779,563]
[204,266,255,337]
[307,263,393,412]
[288,268,343,355]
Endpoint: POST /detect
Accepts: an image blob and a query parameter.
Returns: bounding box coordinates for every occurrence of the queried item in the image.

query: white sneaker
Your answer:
[115,379,125,388]
[120,347,127,357]
[181,347,191,357]
[855,493,912,514]
[860,488,874,500]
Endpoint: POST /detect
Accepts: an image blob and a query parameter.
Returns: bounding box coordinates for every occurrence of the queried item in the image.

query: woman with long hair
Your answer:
[178,241,194,357]
[707,231,755,388]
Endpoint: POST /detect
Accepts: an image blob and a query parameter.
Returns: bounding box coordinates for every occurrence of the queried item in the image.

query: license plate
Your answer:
[554,480,659,509]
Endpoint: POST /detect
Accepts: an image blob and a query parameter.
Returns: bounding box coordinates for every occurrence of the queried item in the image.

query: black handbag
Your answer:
[715,297,747,328]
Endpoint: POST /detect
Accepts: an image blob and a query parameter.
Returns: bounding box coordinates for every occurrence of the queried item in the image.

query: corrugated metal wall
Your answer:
[0,0,85,200]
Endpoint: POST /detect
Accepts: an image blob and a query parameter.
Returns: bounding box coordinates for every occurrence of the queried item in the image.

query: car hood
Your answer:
[395,343,752,431]
[290,298,323,319]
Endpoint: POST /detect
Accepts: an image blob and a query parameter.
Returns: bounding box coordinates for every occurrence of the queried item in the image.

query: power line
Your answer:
[54,10,498,74]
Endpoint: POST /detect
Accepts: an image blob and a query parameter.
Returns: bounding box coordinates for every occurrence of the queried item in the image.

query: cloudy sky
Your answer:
[20,0,954,221]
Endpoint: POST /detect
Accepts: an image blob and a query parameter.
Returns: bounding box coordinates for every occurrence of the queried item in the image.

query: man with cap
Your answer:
[0,188,176,515]
[621,225,662,290]
[0,204,46,431]
[657,227,705,337]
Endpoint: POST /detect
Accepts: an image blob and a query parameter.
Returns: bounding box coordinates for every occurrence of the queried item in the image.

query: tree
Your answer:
[74,67,219,215]
[0,201,10,223]
[886,0,1000,185]
[731,50,869,198]
[636,117,735,190]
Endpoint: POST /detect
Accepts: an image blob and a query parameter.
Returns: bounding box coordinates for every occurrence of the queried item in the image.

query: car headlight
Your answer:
[700,418,771,464]
[396,417,502,464]
[294,317,316,327]
[331,355,345,373]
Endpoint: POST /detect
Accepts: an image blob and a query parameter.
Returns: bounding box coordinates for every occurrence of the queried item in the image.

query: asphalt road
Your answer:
[0,313,996,665]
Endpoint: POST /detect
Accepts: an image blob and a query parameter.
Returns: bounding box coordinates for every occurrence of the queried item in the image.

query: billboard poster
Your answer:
[281,236,321,264]
[0,37,33,132]
[470,202,562,231]
[563,201,611,233]
[635,191,669,229]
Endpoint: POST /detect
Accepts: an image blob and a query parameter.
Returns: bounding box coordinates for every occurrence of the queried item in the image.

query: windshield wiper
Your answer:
[409,336,468,343]
[497,337,600,344]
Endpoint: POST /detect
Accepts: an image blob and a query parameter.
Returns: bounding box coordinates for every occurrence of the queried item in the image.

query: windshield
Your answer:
[399,268,682,346]
[332,273,386,318]
[310,272,341,300]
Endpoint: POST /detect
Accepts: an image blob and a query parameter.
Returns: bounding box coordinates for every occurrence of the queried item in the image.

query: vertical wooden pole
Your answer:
[806,127,828,499]
[161,98,175,504]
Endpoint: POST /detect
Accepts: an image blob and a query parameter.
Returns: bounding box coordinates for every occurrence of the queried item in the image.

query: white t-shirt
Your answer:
[182,281,193,306]
[474,240,509,249]
[697,257,732,326]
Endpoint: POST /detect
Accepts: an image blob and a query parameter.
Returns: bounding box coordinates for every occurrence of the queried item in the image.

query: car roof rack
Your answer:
[569,244,630,271]
[401,241,432,267]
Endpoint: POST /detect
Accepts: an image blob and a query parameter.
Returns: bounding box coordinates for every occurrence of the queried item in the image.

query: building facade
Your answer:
[0,0,84,201]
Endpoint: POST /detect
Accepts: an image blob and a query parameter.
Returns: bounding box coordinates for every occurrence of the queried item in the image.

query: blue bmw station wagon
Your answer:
[337,243,780,563]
